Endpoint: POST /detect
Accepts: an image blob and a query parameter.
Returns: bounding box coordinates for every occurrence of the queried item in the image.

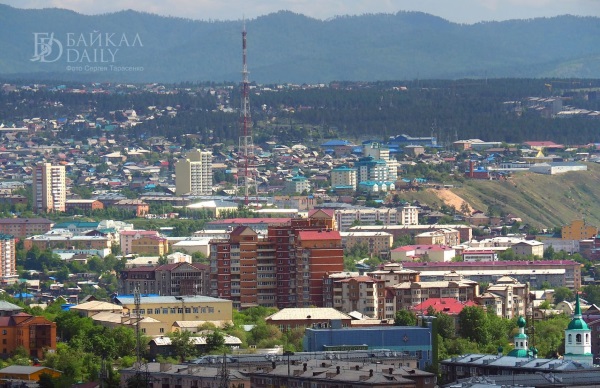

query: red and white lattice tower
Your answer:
[238,21,256,205]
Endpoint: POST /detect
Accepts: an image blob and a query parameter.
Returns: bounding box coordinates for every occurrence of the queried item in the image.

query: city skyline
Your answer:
[1,0,600,24]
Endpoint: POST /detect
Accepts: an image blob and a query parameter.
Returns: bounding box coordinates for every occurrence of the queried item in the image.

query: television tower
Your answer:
[238,21,256,205]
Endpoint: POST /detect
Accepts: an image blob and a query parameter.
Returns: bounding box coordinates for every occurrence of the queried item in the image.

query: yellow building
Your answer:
[340,231,392,255]
[131,235,169,256]
[562,219,598,240]
[0,366,61,382]
[175,149,212,196]
[114,295,233,327]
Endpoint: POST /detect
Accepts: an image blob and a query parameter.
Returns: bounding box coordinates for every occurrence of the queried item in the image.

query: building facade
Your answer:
[32,163,66,213]
[119,262,210,296]
[335,208,398,232]
[210,211,342,309]
[175,149,213,196]
[0,218,53,238]
[330,166,357,191]
[562,219,598,241]
[0,234,16,278]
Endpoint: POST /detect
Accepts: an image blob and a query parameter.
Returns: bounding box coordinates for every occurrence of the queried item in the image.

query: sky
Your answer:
[1,0,600,23]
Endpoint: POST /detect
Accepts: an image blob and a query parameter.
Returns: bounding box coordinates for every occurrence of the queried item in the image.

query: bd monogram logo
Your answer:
[31,32,64,63]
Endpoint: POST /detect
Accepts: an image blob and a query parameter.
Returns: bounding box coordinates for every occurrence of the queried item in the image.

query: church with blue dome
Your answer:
[440,293,597,384]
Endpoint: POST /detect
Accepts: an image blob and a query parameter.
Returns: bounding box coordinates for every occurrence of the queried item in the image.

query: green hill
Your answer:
[451,163,600,229]
[2,5,600,82]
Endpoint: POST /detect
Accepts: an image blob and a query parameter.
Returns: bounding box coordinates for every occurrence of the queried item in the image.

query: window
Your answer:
[163,308,169,314]
[2,330,5,335]
[160,328,164,333]
[155,309,160,314]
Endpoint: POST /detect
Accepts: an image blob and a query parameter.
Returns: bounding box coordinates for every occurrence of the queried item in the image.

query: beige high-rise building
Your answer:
[0,234,16,278]
[175,150,212,196]
[32,163,66,213]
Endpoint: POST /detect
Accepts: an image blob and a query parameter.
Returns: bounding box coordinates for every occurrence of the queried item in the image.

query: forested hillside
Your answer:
[2,5,600,82]
[8,78,600,145]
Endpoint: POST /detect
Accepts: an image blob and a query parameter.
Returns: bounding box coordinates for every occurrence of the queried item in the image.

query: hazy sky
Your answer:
[2,0,600,23]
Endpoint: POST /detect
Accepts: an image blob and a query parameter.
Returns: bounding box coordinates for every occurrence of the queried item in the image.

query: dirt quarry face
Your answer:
[427,188,473,213]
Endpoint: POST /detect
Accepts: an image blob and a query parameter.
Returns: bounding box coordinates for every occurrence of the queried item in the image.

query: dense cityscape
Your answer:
[3,3,600,388]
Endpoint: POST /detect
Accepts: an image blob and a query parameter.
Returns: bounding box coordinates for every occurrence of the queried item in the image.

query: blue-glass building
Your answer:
[303,325,433,369]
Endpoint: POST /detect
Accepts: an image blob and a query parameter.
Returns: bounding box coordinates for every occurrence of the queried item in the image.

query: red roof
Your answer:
[410,298,476,315]
[524,141,564,148]
[338,275,376,283]
[298,230,341,241]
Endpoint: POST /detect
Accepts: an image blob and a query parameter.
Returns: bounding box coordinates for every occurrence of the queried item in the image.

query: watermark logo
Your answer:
[30,31,144,72]
[31,32,63,63]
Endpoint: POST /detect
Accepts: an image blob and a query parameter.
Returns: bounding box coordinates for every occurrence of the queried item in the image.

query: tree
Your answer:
[168,330,196,362]
[435,312,455,339]
[394,310,417,326]
[583,285,600,305]
[458,306,490,344]
[553,287,574,304]
[204,331,225,354]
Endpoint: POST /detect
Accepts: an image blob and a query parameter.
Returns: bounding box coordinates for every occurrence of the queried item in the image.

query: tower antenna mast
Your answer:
[238,20,256,205]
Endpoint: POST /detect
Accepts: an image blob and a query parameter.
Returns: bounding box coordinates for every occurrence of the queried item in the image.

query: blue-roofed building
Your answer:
[303,325,433,369]
[389,134,437,147]
[319,140,356,156]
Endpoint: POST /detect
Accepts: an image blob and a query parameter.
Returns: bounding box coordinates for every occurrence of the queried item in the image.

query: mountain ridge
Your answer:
[1,5,600,83]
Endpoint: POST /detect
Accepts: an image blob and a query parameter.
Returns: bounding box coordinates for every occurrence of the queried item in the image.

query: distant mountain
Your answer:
[2,5,600,83]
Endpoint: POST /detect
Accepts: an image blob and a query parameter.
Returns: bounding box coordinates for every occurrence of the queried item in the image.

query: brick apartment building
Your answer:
[210,210,343,309]
[0,301,56,359]
[119,262,210,296]
[0,218,53,238]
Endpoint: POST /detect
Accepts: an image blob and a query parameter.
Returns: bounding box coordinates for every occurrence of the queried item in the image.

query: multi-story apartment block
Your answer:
[414,228,459,246]
[114,295,232,327]
[0,218,53,238]
[23,234,111,251]
[120,230,163,255]
[362,142,399,182]
[284,175,310,194]
[562,219,598,240]
[403,260,581,290]
[399,205,419,225]
[210,210,342,310]
[330,166,357,191]
[0,234,16,279]
[65,199,104,213]
[331,275,385,319]
[340,231,392,255]
[296,230,344,307]
[392,274,479,311]
[349,224,473,244]
[334,208,398,231]
[480,276,528,319]
[32,163,66,213]
[119,262,210,296]
[367,262,421,286]
[175,149,212,196]
[354,156,389,183]
[131,235,169,256]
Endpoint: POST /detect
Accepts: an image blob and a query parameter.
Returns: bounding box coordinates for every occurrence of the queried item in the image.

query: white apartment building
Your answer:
[330,166,357,190]
[400,205,419,225]
[32,163,66,213]
[0,234,16,278]
[334,208,398,232]
[363,142,399,182]
[175,149,212,196]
